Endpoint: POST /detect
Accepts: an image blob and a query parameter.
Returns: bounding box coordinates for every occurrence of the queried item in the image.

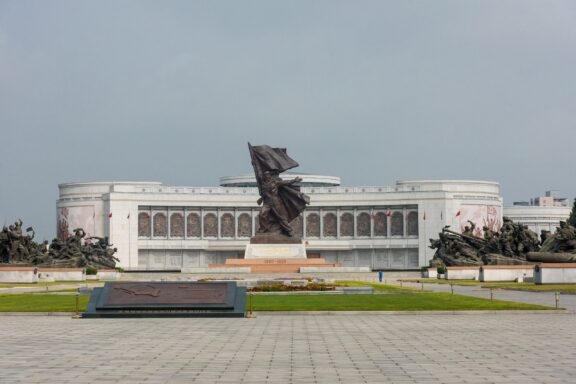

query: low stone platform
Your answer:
[445,266,480,280]
[209,258,343,273]
[0,267,38,283]
[535,263,576,284]
[300,267,371,273]
[480,265,534,282]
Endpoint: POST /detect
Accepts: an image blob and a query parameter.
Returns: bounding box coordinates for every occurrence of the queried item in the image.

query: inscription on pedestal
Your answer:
[245,244,307,259]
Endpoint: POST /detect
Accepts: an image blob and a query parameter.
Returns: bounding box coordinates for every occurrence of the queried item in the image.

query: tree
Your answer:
[567,198,576,227]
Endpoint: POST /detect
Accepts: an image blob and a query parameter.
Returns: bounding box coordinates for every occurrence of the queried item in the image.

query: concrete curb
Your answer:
[252,310,572,316]
[0,310,571,317]
[0,312,76,316]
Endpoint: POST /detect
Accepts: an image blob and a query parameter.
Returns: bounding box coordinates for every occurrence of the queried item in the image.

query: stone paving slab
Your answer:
[1,314,575,383]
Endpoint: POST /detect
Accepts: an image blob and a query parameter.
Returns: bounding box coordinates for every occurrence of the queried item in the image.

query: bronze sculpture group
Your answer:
[0,220,118,269]
[430,217,576,267]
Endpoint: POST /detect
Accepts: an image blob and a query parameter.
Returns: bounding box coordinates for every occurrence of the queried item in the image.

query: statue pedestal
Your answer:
[244,243,307,259]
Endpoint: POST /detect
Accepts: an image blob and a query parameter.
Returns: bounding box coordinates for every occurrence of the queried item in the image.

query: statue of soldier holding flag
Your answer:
[248,143,310,240]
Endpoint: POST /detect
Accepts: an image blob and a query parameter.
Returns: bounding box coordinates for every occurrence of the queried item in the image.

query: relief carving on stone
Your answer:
[221,213,235,238]
[340,212,354,237]
[170,213,184,238]
[290,215,303,237]
[407,211,419,236]
[306,213,320,237]
[374,212,387,237]
[203,213,218,238]
[153,212,167,237]
[323,213,337,237]
[356,212,371,237]
[186,213,201,238]
[391,211,404,236]
[138,212,151,237]
[237,213,253,238]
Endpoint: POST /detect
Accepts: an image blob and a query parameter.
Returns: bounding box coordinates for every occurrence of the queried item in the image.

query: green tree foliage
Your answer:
[568,199,576,227]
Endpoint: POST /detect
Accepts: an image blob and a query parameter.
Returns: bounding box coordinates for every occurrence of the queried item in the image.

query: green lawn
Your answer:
[334,280,419,291]
[0,294,90,312]
[250,292,554,311]
[402,278,576,293]
[0,291,556,312]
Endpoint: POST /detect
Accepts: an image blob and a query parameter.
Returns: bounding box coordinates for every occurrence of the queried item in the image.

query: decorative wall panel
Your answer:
[153,213,167,237]
[186,213,201,238]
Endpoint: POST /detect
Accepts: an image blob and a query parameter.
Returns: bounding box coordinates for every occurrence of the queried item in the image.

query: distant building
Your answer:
[506,191,572,235]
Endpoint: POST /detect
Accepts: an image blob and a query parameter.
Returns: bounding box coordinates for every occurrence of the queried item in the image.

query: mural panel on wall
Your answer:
[340,213,354,237]
[57,206,96,241]
[153,213,168,237]
[323,213,337,237]
[138,212,151,237]
[306,213,320,237]
[237,213,252,238]
[459,205,502,236]
[186,213,201,238]
[374,212,387,237]
[221,213,235,238]
[356,213,371,237]
[170,213,184,237]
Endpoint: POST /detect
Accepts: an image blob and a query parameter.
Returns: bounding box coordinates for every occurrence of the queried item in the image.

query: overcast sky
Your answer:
[1,0,575,240]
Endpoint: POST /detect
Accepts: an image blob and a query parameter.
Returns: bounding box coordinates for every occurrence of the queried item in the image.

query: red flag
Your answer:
[386,211,392,218]
[455,210,461,217]
[108,212,112,219]
[422,212,426,221]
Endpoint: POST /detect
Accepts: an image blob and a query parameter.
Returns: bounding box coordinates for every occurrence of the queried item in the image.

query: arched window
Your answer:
[391,212,404,236]
[170,213,184,237]
[356,212,371,237]
[323,213,337,237]
[340,213,354,237]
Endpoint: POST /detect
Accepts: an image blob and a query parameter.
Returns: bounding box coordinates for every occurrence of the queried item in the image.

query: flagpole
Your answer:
[128,212,132,270]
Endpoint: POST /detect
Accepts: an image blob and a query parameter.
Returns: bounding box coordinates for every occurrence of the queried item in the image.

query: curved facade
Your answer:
[57,178,503,271]
[503,206,570,234]
[219,173,341,188]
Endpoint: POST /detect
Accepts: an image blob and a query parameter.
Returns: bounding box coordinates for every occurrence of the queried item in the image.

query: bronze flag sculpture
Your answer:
[248,143,310,239]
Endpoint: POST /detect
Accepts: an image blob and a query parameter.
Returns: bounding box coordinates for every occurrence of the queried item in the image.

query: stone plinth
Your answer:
[480,265,534,282]
[535,263,576,284]
[300,267,371,273]
[38,268,85,282]
[245,243,306,259]
[0,267,38,283]
[445,266,480,280]
[182,267,251,274]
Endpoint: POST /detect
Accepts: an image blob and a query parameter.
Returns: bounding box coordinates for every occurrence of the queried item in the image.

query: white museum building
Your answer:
[56,175,515,271]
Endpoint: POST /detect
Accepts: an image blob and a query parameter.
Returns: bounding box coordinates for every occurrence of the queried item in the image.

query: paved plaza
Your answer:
[1,313,575,384]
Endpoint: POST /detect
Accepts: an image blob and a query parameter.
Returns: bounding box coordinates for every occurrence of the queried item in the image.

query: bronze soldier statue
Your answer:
[248,143,310,240]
